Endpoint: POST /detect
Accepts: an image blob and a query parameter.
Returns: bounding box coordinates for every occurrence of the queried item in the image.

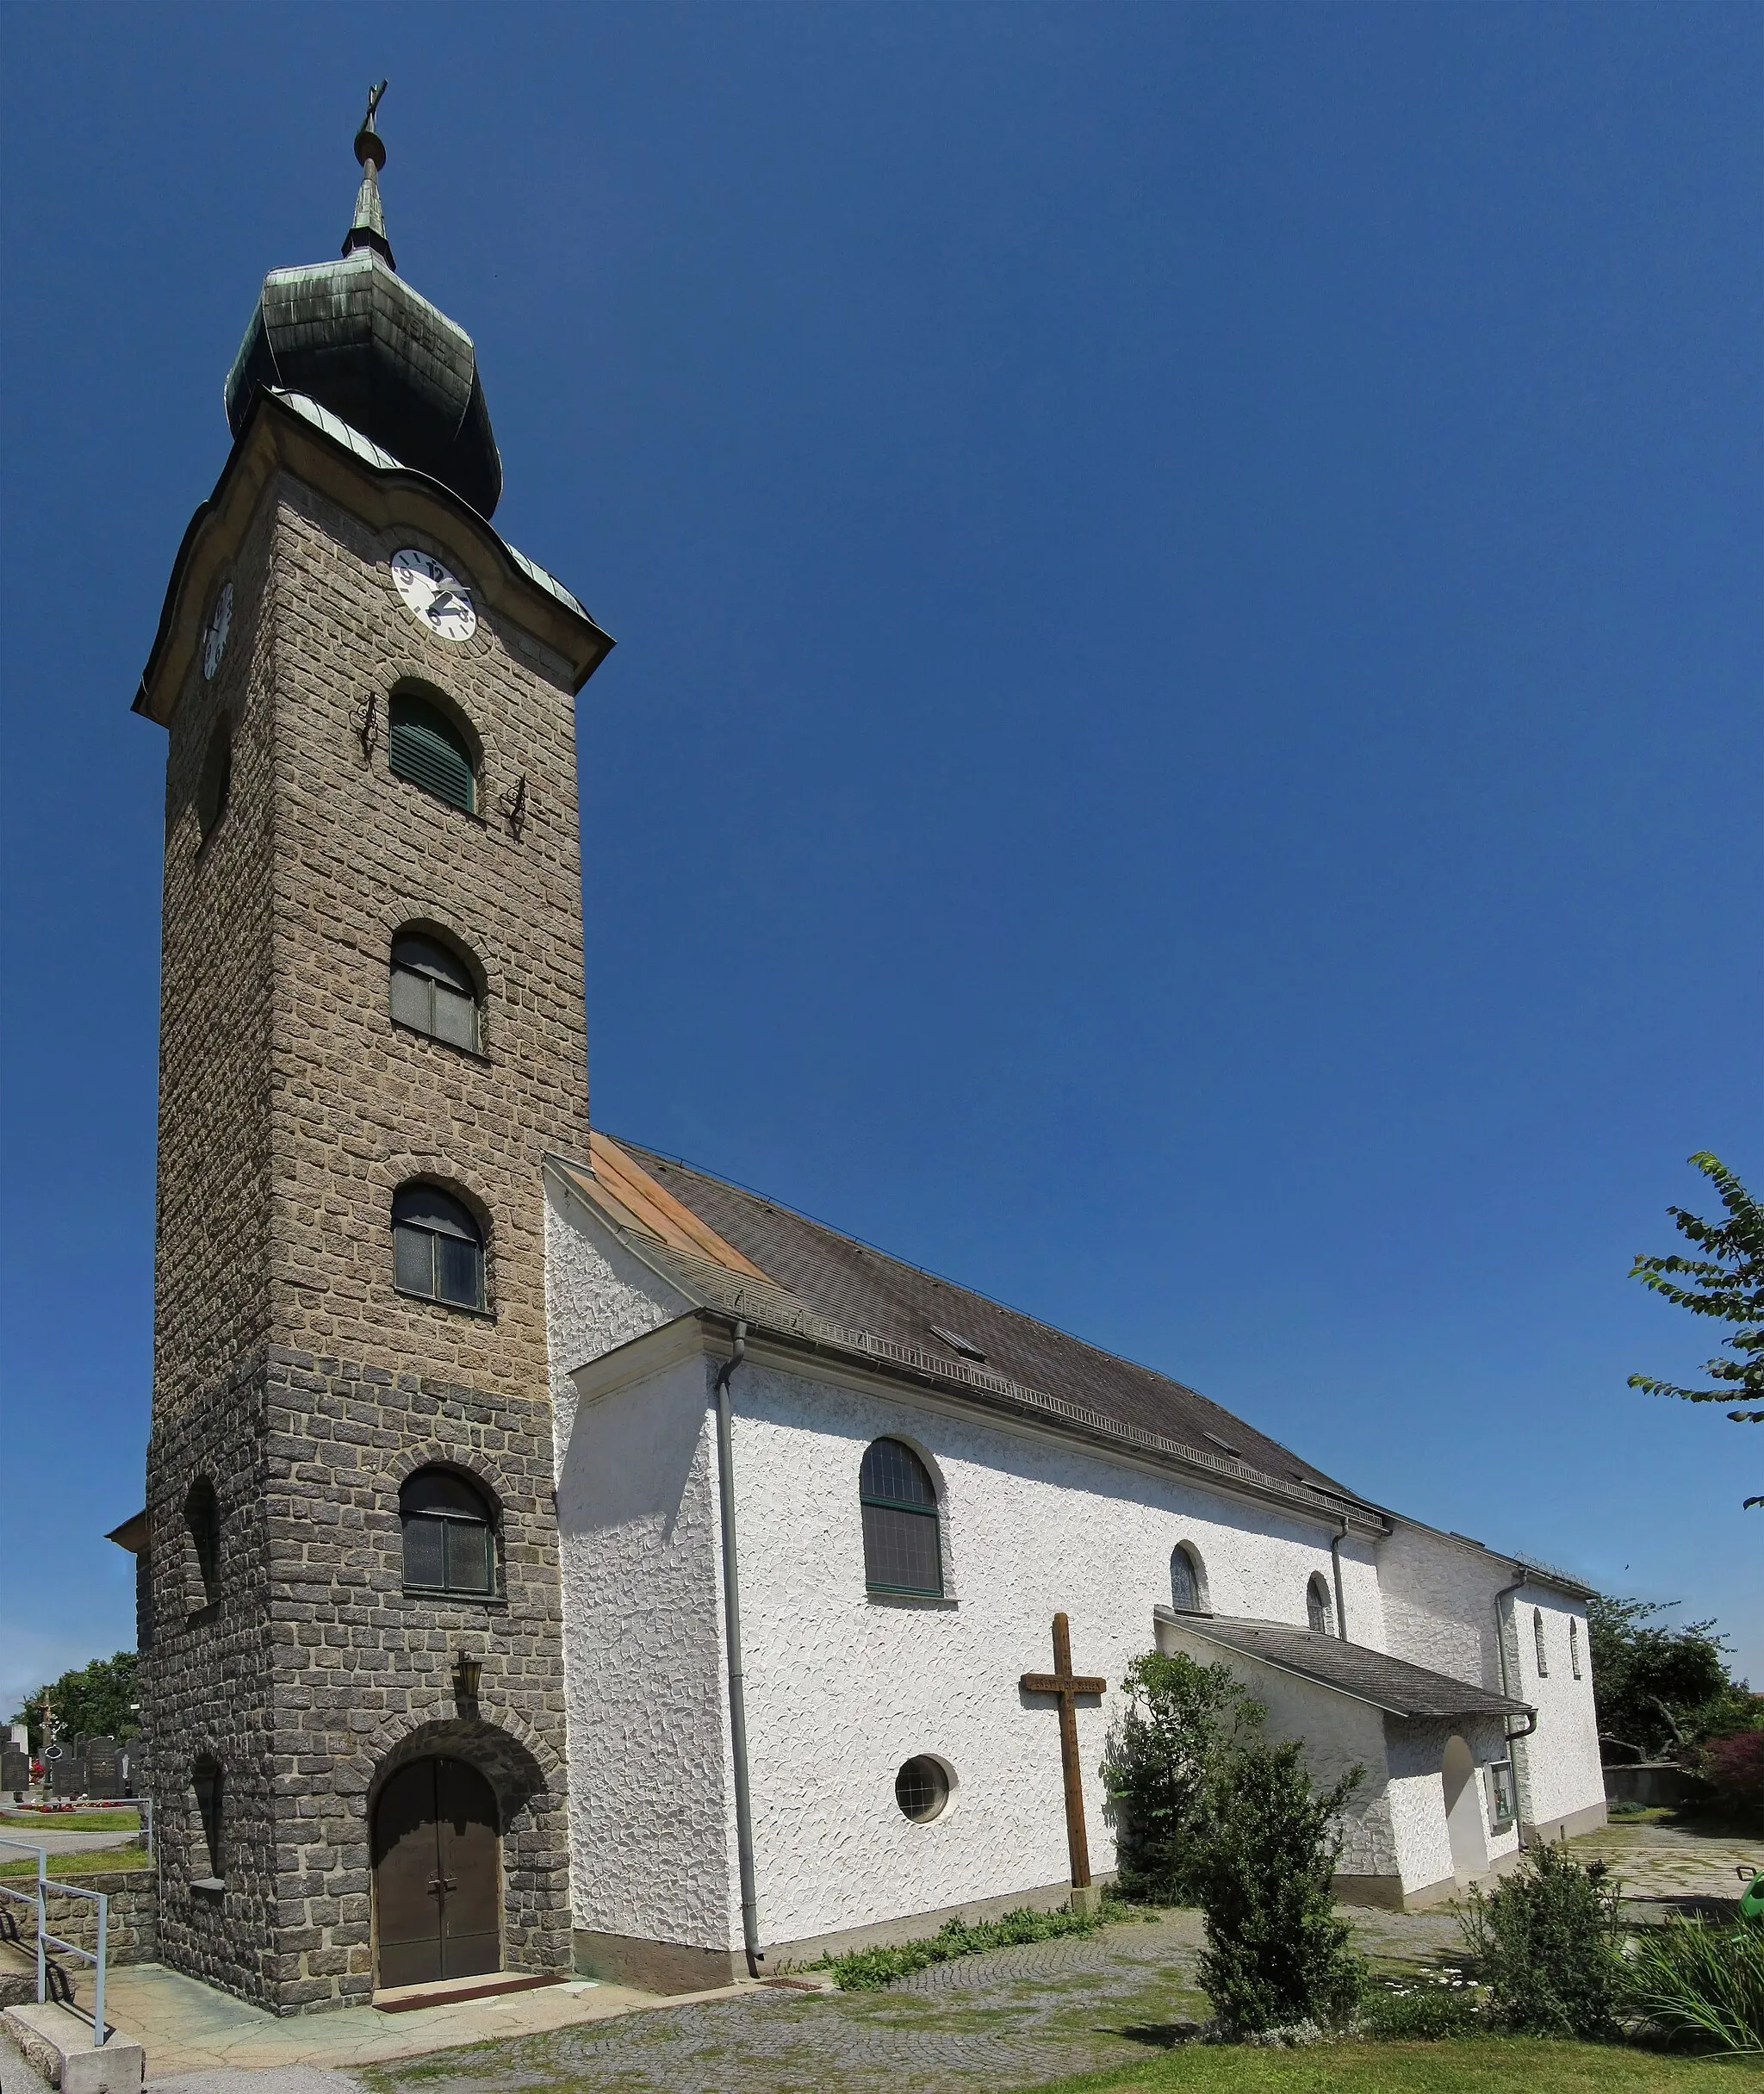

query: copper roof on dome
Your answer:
[222,84,503,518]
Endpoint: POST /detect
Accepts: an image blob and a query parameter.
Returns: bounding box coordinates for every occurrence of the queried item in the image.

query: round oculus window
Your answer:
[894,1755,950,1824]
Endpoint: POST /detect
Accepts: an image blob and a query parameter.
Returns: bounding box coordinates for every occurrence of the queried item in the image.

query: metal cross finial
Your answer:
[354,80,389,172]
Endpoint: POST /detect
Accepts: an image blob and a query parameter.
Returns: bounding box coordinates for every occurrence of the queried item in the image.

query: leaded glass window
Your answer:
[389,690,475,811]
[1533,1608,1549,1678]
[860,1438,941,1596]
[401,1468,495,1597]
[1307,1573,1333,1635]
[390,931,481,1052]
[1569,1616,1581,1680]
[392,1184,485,1310]
[1170,1544,1205,1612]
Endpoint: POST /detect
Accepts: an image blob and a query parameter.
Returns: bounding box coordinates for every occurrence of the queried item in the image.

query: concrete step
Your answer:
[2,2002,143,2094]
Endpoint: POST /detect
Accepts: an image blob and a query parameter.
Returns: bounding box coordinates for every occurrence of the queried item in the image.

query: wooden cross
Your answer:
[1020,1612,1108,1888]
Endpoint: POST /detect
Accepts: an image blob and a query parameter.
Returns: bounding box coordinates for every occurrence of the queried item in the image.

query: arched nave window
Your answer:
[859,1438,942,1597]
[1306,1573,1333,1636]
[1170,1543,1208,1613]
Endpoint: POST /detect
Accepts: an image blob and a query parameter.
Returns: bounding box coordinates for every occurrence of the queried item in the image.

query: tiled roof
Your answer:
[606,1137,1372,1513]
[1155,1610,1530,1719]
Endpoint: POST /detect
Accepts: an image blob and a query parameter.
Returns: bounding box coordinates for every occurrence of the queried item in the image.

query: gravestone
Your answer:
[1,1747,28,1793]
[84,1737,121,1799]
[44,1742,84,1796]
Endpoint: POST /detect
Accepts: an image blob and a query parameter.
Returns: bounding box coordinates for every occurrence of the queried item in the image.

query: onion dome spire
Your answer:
[224,79,504,517]
[343,80,394,268]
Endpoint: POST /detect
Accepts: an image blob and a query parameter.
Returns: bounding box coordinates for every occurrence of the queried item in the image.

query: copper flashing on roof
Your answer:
[550,1135,771,1282]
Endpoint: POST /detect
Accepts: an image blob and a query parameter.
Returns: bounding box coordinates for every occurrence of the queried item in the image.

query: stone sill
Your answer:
[392,1286,497,1323]
[189,1877,225,1897]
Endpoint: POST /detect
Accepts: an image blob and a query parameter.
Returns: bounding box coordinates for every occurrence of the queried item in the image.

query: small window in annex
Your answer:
[389,689,476,811]
[1533,1607,1550,1678]
[1170,1544,1207,1613]
[1569,1616,1582,1680]
[1307,1573,1334,1636]
[390,931,481,1052]
[401,1468,495,1597]
[196,715,232,842]
[894,1755,950,1824]
[860,1438,942,1597]
[392,1184,485,1310]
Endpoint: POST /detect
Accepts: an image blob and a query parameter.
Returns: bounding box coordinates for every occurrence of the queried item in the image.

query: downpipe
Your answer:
[1329,1518,1350,1641]
[715,1319,762,1979]
[1493,1565,1539,1839]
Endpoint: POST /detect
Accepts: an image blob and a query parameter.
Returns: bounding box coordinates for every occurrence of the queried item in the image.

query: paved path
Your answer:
[1576,1817,1759,1917]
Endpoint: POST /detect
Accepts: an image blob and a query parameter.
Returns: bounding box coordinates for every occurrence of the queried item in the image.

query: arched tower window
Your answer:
[401,1468,495,1597]
[1569,1616,1582,1680]
[859,1438,942,1597]
[392,1184,485,1309]
[390,930,481,1052]
[390,689,475,812]
[1307,1572,1333,1635]
[196,715,232,842]
[184,1477,220,1613]
[1170,1543,1207,1613]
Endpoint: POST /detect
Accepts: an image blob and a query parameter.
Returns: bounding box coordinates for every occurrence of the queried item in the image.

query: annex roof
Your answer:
[554,1133,1388,1534]
[1155,1608,1531,1721]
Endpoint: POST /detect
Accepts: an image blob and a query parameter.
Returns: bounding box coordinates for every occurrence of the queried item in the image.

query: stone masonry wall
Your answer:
[140,450,592,2013]
[255,475,588,2009]
[142,480,282,2006]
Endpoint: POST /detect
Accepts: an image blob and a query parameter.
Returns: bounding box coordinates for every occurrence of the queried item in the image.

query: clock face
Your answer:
[202,580,233,680]
[391,549,478,643]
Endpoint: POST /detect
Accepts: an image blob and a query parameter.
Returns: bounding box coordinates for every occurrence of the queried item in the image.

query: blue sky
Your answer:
[1,3,1758,1714]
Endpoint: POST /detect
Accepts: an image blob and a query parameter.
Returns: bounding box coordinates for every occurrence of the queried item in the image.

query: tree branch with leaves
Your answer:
[1629,1152,1762,1508]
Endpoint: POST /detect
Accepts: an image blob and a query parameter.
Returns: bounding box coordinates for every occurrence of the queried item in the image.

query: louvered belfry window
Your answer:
[390,932,480,1052]
[393,1184,485,1309]
[860,1438,942,1596]
[389,690,475,811]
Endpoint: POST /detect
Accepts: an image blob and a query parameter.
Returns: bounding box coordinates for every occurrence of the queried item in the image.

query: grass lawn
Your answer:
[0,1843,150,1876]
[1028,2037,1760,2092]
[0,1811,139,1833]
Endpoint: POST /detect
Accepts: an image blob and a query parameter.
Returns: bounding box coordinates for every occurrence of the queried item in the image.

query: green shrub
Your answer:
[1190,1737,1367,2035]
[1627,1917,1764,2054]
[1362,1974,1488,2039]
[819,1901,1105,1991]
[1461,1840,1627,2039]
[1101,1650,1258,1904]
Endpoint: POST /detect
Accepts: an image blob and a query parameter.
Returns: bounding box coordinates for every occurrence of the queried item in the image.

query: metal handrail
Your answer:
[0,1836,109,2043]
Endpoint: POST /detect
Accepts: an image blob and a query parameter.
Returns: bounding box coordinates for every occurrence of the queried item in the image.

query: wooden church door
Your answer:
[373,1756,501,1988]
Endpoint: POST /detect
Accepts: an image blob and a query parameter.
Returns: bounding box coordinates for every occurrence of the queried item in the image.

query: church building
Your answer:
[115,101,1606,2014]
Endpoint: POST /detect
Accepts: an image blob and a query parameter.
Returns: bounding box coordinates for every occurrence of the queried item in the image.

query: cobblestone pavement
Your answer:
[1572,1817,1760,1917]
[357,1906,1462,2094]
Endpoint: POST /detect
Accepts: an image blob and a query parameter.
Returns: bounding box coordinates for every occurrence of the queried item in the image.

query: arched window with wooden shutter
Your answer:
[389,689,475,811]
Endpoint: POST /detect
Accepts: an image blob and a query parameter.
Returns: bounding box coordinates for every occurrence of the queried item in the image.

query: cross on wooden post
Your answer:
[1020,1612,1107,1892]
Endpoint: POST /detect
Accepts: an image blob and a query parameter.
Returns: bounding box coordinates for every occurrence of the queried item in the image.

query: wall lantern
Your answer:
[453,1652,482,1702]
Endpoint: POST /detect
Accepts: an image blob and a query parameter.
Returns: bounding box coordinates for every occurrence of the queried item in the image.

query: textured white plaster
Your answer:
[546,1187,733,1948]
[556,1350,733,1948]
[1158,1619,1398,1880]
[1376,1525,1604,1842]
[545,1195,1602,1949]
[727,1350,1363,1947]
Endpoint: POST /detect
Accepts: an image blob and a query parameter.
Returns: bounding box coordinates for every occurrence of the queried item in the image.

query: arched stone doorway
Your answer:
[373,1755,501,1989]
[1441,1734,1488,1882]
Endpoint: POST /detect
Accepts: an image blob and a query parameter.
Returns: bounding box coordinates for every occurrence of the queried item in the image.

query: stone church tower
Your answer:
[131,96,612,2012]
